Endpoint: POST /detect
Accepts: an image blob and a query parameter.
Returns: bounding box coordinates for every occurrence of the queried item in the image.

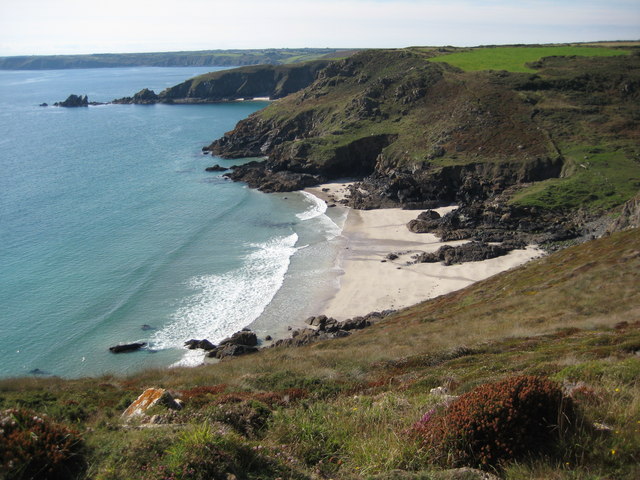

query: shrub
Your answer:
[0,408,84,480]
[414,375,576,469]
[206,400,272,438]
[141,423,290,480]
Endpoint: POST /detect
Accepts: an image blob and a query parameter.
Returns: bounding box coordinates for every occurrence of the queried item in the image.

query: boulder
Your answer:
[205,164,228,172]
[122,388,182,418]
[219,330,258,347]
[341,317,370,330]
[407,218,440,233]
[418,210,441,221]
[184,339,216,351]
[109,342,146,353]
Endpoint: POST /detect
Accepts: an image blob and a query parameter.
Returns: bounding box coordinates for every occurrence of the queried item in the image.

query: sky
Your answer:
[0,0,638,56]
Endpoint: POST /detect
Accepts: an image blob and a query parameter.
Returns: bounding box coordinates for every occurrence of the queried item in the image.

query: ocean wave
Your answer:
[151,233,298,365]
[296,191,343,240]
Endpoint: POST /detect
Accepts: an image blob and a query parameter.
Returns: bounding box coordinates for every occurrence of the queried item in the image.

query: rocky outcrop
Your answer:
[271,311,395,348]
[405,197,589,248]
[607,194,640,234]
[223,161,325,193]
[206,330,259,360]
[346,156,565,210]
[54,94,88,107]
[122,388,182,418]
[109,342,146,353]
[413,241,524,265]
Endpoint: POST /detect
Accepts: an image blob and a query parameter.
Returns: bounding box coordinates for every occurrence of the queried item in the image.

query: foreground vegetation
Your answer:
[2,228,638,479]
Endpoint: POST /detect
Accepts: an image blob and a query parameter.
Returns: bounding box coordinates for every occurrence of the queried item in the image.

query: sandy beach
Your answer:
[306,182,544,320]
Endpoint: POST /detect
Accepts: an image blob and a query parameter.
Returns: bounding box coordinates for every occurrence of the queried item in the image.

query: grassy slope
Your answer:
[426,46,639,212]
[428,46,629,73]
[257,48,557,168]
[245,45,639,212]
[2,229,638,479]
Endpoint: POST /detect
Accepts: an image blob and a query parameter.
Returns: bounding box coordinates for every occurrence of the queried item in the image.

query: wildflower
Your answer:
[610,449,616,455]
[614,388,620,392]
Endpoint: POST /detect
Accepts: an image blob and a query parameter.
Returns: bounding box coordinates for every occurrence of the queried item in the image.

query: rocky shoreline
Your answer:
[180,311,395,362]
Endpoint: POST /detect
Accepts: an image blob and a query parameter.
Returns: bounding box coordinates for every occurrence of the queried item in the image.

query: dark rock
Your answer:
[184,339,216,351]
[28,368,49,375]
[205,164,228,172]
[140,324,154,331]
[207,344,259,359]
[109,342,146,353]
[39,102,48,107]
[224,161,325,193]
[386,253,399,260]
[265,335,272,341]
[407,218,440,233]
[133,88,158,103]
[418,210,441,221]
[334,330,351,338]
[415,241,512,265]
[341,317,371,330]
[219,330,258,347]
[55,94,89,107]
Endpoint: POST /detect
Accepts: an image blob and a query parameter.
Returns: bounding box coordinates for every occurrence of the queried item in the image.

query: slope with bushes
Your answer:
[1,228,638,479]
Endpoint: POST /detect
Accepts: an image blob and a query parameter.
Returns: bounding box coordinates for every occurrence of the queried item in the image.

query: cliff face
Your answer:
[114,61,331,104]
[206,49,640,220]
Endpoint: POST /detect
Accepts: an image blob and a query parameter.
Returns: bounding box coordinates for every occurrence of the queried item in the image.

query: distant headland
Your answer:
[0,48,355,70]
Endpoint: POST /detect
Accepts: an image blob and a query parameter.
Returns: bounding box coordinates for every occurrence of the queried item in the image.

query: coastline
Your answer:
[306,183,544,320]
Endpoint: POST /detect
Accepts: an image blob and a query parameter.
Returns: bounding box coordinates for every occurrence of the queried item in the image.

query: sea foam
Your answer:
[297,191,342,240]
[152,233,298,367]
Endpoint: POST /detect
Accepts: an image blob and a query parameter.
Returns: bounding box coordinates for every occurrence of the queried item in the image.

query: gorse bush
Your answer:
[414,375,576,469]
[0,408,84,480]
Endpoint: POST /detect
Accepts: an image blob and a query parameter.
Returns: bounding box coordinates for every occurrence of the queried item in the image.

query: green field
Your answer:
[511,145,640,211]
[429,46,629,72]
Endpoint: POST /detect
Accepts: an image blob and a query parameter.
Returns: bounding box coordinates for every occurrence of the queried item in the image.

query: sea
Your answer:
[0,66,346,378]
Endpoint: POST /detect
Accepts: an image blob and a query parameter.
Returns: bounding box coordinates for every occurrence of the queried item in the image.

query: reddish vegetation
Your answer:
[179,384,228,400]
[414,375,576,469]
[0,408,84,480]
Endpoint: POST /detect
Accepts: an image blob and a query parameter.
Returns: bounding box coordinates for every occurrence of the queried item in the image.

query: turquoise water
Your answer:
[0,67,344,378]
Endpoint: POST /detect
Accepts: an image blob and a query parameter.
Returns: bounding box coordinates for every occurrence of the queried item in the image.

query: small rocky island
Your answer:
[53,94,106,107]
